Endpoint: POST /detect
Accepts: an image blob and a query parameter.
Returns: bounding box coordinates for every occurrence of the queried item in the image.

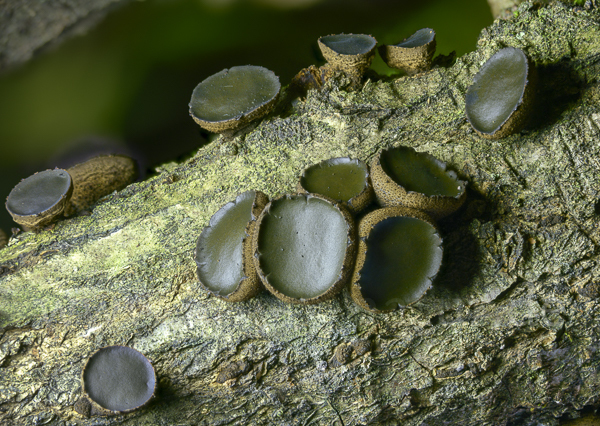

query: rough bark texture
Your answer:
[1,2,600,425]
[0,0,131,73]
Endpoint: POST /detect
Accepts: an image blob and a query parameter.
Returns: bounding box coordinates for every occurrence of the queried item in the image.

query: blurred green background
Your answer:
[0,0,493,231]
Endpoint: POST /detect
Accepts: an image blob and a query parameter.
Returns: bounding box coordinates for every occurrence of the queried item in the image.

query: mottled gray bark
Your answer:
[0,0,131,73]
[1,2,600,425]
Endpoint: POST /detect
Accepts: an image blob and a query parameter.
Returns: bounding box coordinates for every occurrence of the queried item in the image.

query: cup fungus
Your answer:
[350,206,443,313]
[297,157,374,214]
[65,154,138,215]
[371,146,466,219]
[195,190,269,302]
[465,47,535,139]
[5,168,73,230]
[379,28,436,75]
[252,193,356,304]
[317,34,377,81]
[189,65,281,134]
[81,345,156,416]
[0,229,7,249]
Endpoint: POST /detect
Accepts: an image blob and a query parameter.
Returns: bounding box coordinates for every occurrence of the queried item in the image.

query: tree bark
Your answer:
[2,2,600,425]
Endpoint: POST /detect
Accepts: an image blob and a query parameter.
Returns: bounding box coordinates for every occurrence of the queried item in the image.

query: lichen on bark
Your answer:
[2,2,600,425]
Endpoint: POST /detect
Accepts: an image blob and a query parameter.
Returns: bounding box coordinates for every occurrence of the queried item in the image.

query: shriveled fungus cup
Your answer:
[81,345,156,416]
[371,146,466,219]
[252,193,356,304]
[465,47,535,139]
[318,34,377,79]
[65,154,138,215]
[351,206,443,313]
[379,28,436,75]
[297,157,374,214]
[6,168,73,229]
[195,190,269,302]
[189,65,281,134]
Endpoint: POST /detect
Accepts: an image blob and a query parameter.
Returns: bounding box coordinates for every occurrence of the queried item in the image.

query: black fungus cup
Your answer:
[81,345,156,416]
[189,65,281,134]
[370,146,467,219]
[195,190,269,302]
[379,28,436,75]
[252,193,357,305]
[465,47,536,139]
[350,206,443,313]
[297,157,374,214]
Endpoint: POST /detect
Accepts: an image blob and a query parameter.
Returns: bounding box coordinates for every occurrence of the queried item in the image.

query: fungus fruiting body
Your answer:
[252,193,356,304]
[195,190,268,302]
[189,65,281,133]
[81,346,156,415]
[465,47,535,139]
[371,146,466,219]
[297,157,374,214]
[65,154,138,215]
[351,206,443,313]
[379,28,436,75]
[318,34,377,83]
[0,229,7,249]
[5,169,73,229]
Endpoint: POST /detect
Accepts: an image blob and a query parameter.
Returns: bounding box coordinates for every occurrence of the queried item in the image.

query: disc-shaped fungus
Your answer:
[189,65,281,134]
[318,34,377,79]
[195,190,269,302]
[371,146,466,219]
[297,157,374,214]
[81,345,156,415]
[350,206,443,313]
[5,169,73,229]
[252,193,356,304]
[465,47,535,139]
[379,28,436,75]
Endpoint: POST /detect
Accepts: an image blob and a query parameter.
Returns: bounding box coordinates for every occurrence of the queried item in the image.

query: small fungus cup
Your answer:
[81,345,156,416]
[350,206,443,313]
[371,146,466,219]
[6,168,73,230]
[195,190,269,302]
[0,229,8,249]
[65,154,138,215]
[297,157,374,214]
[379,28,436,75]
[189,65,281,134]
[318,34,377,81]
[465,47,535,139]
[252,193,356,305]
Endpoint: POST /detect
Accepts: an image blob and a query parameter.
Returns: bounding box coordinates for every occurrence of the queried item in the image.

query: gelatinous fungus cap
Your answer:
[195,190,269,302]
[297,157,374,214]
[379,28,436,75]
[189,65,281,134]
[350,206,443,313]
[252,193,356,305]
[371,146,466,219]
[318,34,377,78]
[465,47,535,139]
[65,154,138,215]
[6,168,73,229]
[81,345,156,415]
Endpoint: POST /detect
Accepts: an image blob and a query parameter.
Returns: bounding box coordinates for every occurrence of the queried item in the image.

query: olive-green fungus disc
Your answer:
[65,154,138,215]
[82,345,156,415]
[465,47,535,139]
[318,34,377,76]
[371,146,466,219]
[5,168,73,229]
[351,206,443,313]
[379,28,436,75]
[252,193,356,304]
[195,190,269,302]
[189,65,281,133]
[297,157,374,214]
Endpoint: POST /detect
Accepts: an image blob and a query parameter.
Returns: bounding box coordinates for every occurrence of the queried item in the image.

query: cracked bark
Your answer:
[1,2,600,425]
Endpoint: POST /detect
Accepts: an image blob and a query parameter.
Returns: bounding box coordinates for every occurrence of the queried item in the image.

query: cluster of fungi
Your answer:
[1,29,535,417]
